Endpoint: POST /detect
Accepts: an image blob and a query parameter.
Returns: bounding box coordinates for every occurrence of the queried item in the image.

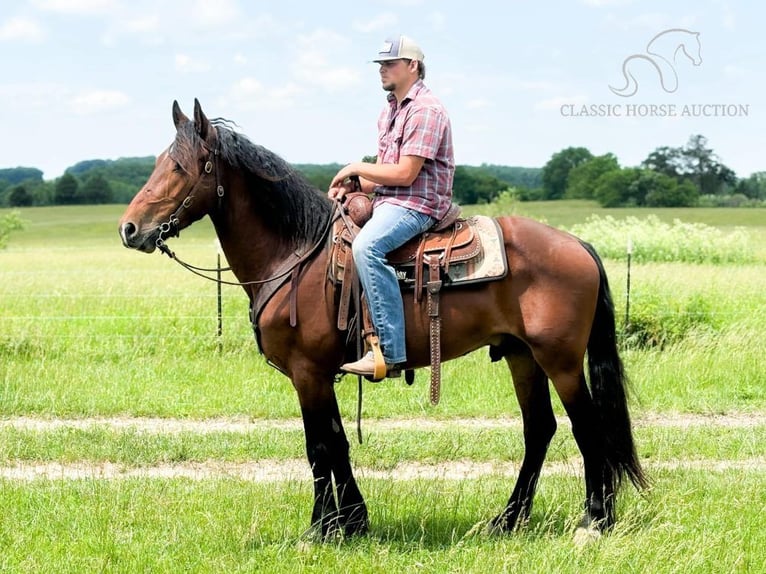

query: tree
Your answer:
[541,147,593,200]
[644,175,698,207]
[0,211,25,249]
[80,172,113,204]
[593,168,699,208]
[736,171,766,200]
[682,134,737,195]
[641,146,685,178]
[593,168,641,207]
[8,185,33,207]
[642,135,737,196]
[452,166,508,204]
[0,167,43,186]
[565,153,620,199]
[54,173,80,205]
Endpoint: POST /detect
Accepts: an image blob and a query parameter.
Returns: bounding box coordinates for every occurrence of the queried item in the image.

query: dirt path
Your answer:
[2,457,765,482]
[2,412,765,434]
[1,413,763,481]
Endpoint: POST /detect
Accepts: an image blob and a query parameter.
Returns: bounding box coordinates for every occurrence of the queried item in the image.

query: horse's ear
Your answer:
[172,100,189,129]
[193,98,211,140]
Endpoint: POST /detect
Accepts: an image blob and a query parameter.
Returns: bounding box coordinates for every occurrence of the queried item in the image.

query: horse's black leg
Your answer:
[489,346,556,533]
[301,405,341,538]
[326,397,368,537]
[297,377,368,539]
[555,372,614,535]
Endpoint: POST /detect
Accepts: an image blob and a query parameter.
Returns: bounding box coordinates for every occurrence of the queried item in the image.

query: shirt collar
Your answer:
[386,79,426,107]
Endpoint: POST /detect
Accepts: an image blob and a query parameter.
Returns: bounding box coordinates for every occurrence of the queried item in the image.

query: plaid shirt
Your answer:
[373,80,455,220]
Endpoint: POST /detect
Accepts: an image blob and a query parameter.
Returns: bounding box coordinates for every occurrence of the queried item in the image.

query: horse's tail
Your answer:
[581,240,648,491]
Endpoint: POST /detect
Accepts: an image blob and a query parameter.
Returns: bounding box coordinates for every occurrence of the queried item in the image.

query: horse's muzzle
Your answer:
[119,221,158,253]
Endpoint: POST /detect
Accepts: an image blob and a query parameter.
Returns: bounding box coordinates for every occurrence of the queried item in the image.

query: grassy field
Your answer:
[1,203,765,572]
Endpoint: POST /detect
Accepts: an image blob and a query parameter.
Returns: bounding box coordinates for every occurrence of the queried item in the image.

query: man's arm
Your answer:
[328,156,425,199]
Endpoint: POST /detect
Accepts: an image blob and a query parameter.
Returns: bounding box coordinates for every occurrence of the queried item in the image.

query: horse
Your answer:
[118,99,647,541]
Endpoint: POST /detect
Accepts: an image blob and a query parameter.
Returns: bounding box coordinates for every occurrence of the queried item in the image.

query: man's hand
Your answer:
[328,182,349,201]
[328,163,360,200]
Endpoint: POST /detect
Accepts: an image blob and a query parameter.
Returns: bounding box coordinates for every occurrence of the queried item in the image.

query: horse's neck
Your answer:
[210,199,290,286]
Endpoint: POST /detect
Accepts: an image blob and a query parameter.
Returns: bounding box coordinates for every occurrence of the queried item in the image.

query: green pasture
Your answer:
[1,203,765,572]
[0,471,764,573]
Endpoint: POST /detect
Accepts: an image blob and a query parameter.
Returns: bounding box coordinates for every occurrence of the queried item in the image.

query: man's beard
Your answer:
[382,81,395,92]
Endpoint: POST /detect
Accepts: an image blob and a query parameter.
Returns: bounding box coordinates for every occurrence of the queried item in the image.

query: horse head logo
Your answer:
[610,28,702,97]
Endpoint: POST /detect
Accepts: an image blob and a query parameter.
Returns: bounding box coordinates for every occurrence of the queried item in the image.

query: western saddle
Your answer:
[330,191,482,405]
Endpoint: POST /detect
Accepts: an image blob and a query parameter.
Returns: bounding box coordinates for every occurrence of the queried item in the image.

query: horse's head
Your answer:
[119,99,221,253]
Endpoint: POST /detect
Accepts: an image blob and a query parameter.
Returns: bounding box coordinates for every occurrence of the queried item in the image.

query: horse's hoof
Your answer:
[573,524,602,546]
[573,514,605,546]
[341,504,369,537]
[484,512,523,536]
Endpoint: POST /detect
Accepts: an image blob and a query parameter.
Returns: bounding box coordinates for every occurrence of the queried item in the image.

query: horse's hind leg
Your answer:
[489,340,556,532]
[549,368,615,535]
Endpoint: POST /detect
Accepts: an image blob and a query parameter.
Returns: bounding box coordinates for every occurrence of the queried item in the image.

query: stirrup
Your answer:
[366,335,388,381]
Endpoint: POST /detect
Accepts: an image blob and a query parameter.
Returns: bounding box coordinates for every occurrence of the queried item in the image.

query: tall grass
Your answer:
[568,214,757,264]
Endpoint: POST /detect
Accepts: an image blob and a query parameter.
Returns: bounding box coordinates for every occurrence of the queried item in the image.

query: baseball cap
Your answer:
[373,35,425,63]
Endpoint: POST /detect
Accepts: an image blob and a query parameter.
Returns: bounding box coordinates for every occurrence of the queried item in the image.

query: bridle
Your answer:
[153,130,338,288]
[155,136,224,259]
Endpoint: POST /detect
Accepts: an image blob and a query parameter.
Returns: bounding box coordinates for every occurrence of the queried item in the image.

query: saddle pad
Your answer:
[396,215,507,287]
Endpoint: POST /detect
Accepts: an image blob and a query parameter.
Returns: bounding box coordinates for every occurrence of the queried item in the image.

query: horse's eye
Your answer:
[172,161,183,173]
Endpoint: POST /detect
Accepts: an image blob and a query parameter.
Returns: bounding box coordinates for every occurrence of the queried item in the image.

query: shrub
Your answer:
[568,215,757,264]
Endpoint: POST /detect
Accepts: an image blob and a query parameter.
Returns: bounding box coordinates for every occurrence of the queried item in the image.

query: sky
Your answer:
[1,0,764,181]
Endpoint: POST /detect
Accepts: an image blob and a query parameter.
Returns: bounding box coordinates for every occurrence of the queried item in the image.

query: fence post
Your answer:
[216,240,223,352]
[625,236,632,329]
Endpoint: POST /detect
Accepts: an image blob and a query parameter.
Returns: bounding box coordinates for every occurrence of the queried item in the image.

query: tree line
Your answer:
[0,158,535,208]
[1,134,764,208]
[542,134,765,207]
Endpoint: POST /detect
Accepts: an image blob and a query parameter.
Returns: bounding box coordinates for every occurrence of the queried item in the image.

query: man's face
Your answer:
[378,59,411,92]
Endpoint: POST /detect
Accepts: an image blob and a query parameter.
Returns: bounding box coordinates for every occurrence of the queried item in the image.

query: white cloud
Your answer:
[352,13,398,34]
[0,82,68,108]
[427,11,447,31]
[70,90,130,114]
[582,0,634,6]
[123,15,160,34]
[189,0,240,28]
[292,29,361,92]
[466,98,491,110]
[0,17,45,42]
[31,0,117,14]
[220,77,305,111]
[175,53,211,73]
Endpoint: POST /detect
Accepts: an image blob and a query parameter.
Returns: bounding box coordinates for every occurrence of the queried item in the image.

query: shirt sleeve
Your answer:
[399,105,446,160]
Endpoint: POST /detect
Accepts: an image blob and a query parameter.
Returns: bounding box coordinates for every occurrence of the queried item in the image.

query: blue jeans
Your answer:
[352,203,435,364]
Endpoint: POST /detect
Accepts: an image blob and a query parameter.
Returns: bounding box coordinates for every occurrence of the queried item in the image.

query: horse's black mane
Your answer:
[173,117,334,249]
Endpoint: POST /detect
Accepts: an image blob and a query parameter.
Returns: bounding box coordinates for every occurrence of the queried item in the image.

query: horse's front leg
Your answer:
[295,374,368,539]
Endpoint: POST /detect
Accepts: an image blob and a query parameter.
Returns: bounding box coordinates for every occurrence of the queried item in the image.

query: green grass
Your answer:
[0,423,764,466]
[1,204,765,572]
[0,471,764,573]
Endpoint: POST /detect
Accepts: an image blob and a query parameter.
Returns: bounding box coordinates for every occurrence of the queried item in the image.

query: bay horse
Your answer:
[118,99,646,541]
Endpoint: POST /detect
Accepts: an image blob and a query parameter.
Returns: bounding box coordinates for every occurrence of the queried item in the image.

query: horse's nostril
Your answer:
[120,221,137,246]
